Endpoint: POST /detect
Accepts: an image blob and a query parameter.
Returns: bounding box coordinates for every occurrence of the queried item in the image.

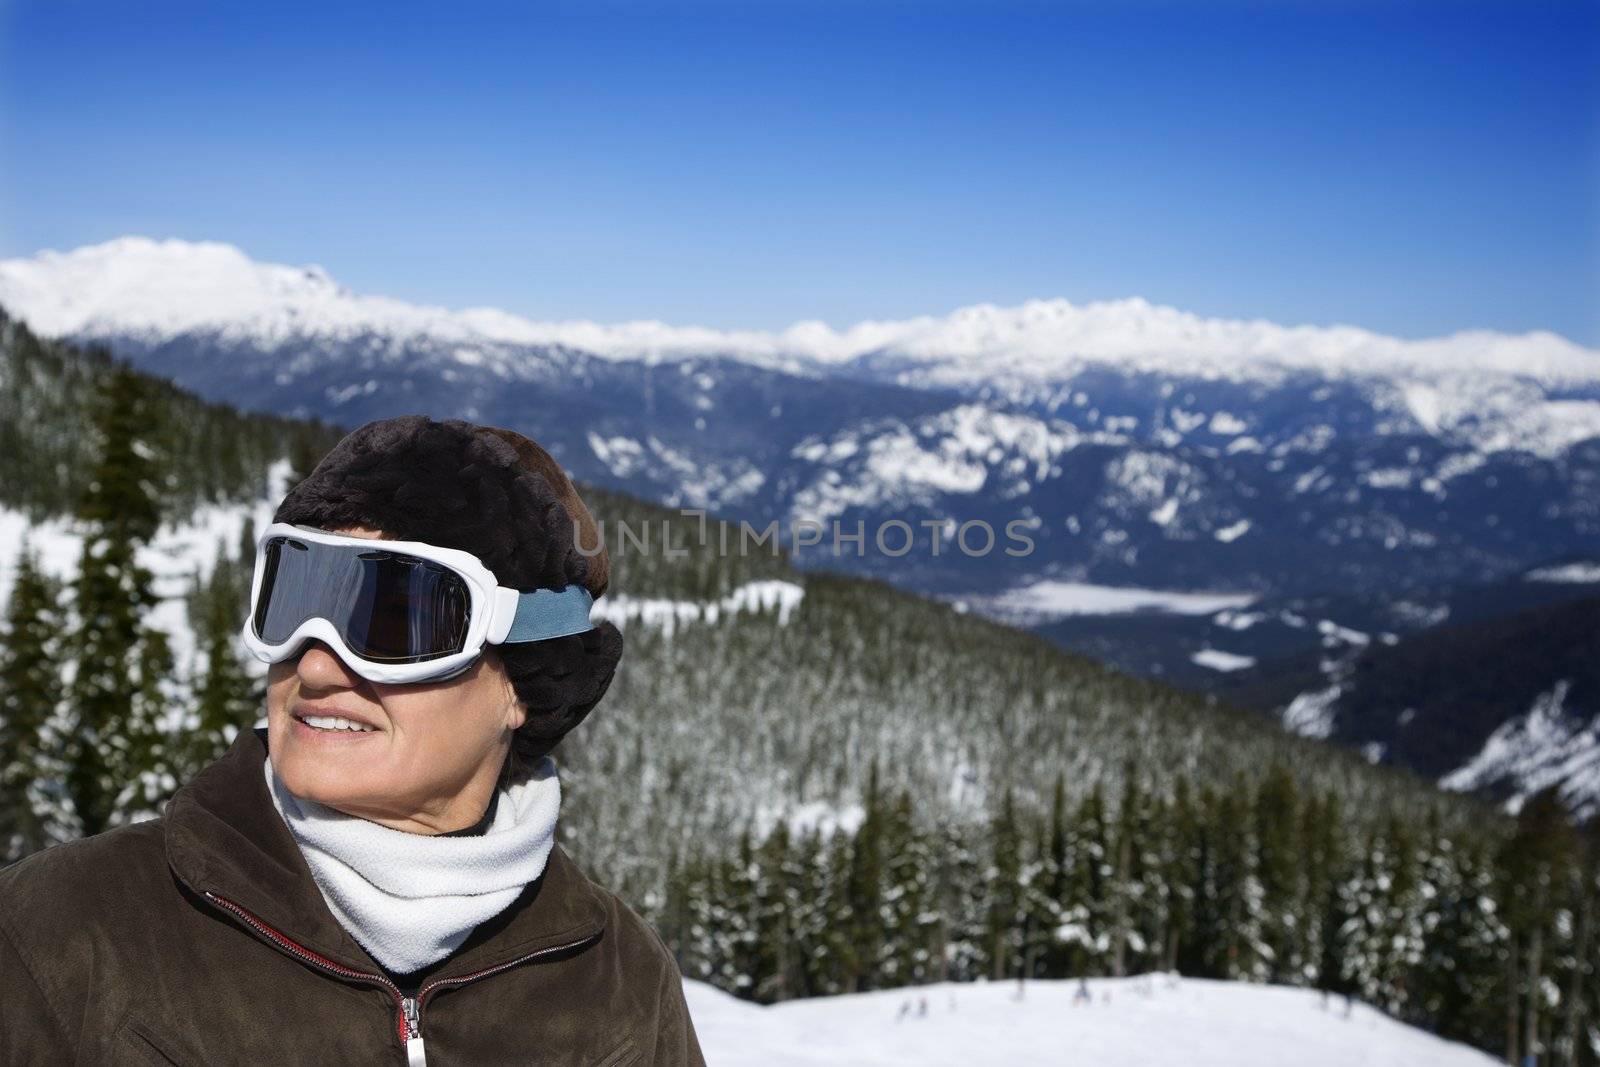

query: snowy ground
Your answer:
[683,975,1498,1067]
[955,580,1257,627]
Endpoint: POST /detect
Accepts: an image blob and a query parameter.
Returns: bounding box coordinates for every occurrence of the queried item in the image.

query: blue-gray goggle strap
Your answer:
[502,585,596,644]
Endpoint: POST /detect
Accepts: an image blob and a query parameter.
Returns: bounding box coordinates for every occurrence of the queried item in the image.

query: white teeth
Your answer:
[299,714,376,732]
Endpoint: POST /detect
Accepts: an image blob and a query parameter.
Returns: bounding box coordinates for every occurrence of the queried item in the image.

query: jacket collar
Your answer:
[165,726,607,980]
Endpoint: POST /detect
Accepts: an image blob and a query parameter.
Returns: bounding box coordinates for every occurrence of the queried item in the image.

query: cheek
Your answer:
[388,680,506,747]
[265,664,295,702]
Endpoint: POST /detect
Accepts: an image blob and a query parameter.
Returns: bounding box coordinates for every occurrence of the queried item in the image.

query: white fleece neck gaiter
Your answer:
[263,753,561,975]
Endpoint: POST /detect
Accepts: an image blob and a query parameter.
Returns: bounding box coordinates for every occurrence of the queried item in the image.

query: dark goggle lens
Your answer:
[253,537,472,662]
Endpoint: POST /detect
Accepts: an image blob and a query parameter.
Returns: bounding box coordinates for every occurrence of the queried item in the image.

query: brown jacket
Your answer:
[0,728,705,1066]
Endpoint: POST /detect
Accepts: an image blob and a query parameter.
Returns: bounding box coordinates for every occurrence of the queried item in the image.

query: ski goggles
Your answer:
[240,523,595,684]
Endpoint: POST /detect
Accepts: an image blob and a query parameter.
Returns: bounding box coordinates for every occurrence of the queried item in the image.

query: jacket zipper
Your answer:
[202,891,600,1063]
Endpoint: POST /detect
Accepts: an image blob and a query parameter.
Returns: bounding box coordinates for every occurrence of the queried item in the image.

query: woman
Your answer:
[0,415,705,1066]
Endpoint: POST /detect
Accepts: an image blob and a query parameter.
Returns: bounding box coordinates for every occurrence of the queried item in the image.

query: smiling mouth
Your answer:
[293,712,379,733]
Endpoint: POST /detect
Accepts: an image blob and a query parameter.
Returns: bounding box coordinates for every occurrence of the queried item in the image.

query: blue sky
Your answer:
[3,0,1596,342]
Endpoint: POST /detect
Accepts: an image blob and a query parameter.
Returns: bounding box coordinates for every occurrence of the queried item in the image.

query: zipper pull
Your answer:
[402,996,427,1066]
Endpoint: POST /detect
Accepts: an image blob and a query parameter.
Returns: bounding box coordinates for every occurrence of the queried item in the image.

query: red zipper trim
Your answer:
[203,890,602,1046]
[203,891,412,1045]
[415,927,603,1014]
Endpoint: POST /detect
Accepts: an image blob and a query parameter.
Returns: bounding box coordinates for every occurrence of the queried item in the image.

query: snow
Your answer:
[1213,519,1251,543]
[591,580,805,637]
[683,974,1499,1067]
[789,405,1099,524]
[1149,497,1180,527]
[586,432,647,478]
[5,238,1597,394]
[752,800,866,841]
[1393,376,1600,459]
[1524,561,1600,584]
[1316,619,1370,648]
[1211,608,1266,630]
[1434,451,1487,482]
[1362,468,1414,490]
[1282,685,1341,740]
[1191,648,1256,672]
[1440,681,1600,817]
[978,581,1256,624]
[610,436,767,509]
[0,461,292,712]
[1105,451,1202,517]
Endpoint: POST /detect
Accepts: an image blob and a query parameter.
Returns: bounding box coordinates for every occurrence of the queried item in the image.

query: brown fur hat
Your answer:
[272,414,623,773]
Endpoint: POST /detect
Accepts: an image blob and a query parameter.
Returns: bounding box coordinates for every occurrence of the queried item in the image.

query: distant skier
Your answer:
[917,996,928,1017]
[1073,977,1092,1006]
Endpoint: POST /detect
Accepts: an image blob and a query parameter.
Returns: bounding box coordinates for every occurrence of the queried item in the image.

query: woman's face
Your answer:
[265,526,526,834]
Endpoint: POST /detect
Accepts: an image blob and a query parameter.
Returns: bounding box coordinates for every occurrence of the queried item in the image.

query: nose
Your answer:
[295,640,362,689]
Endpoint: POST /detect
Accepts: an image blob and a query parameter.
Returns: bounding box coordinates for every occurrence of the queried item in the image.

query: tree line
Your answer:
[0,358,319,846]
[659,761,1599,1065]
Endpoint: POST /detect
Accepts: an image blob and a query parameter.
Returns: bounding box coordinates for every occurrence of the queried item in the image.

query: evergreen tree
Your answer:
[986,786,1023,980]
[1201,784,1264,980]
[1074,783,1113,974]
[935,816,987,982]
[1163,774,1202,973]
[820,821,860,993]
[286,430,328,492]
[0,544,65,859]
[1038,772,1076,976]
[1118,768,1170,977]
[750,820,797,1002]
[1254,766,1304,984]
[1498,790,1577,1067]
[1416,834,1508,1050]
[1106,773,1138,978]
[180,537,262,775]
[844,759,887,991]
[780,827,828,999]
[64,363,177,833]
[722,827,761,995]
[880,790,936,986]
[1314,795,1354,997]
[1555,818,1597,1067]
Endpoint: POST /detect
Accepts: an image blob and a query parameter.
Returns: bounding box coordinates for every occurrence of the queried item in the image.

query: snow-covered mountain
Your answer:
[685,974,1500,1067]
[8,236,1598,392]
[4,292,1590,1062]
[1211,569,1600,818]
[4,236,1598,726]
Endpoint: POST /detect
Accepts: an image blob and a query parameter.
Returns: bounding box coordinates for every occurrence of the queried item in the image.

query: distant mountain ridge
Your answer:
[7,237,1597,390]
[4,238,1599,800]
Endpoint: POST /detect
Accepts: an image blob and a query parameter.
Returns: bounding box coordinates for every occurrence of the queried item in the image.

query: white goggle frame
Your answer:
[240,522,589,685]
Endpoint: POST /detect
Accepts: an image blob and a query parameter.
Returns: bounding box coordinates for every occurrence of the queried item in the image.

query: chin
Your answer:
[273,735,380,801]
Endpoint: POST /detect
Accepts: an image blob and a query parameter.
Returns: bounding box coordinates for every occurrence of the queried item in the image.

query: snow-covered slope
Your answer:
[0,461,295,704]
[684,975,1499,1067]
[1211,576,1600,817]
[1440,681,1600,817]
